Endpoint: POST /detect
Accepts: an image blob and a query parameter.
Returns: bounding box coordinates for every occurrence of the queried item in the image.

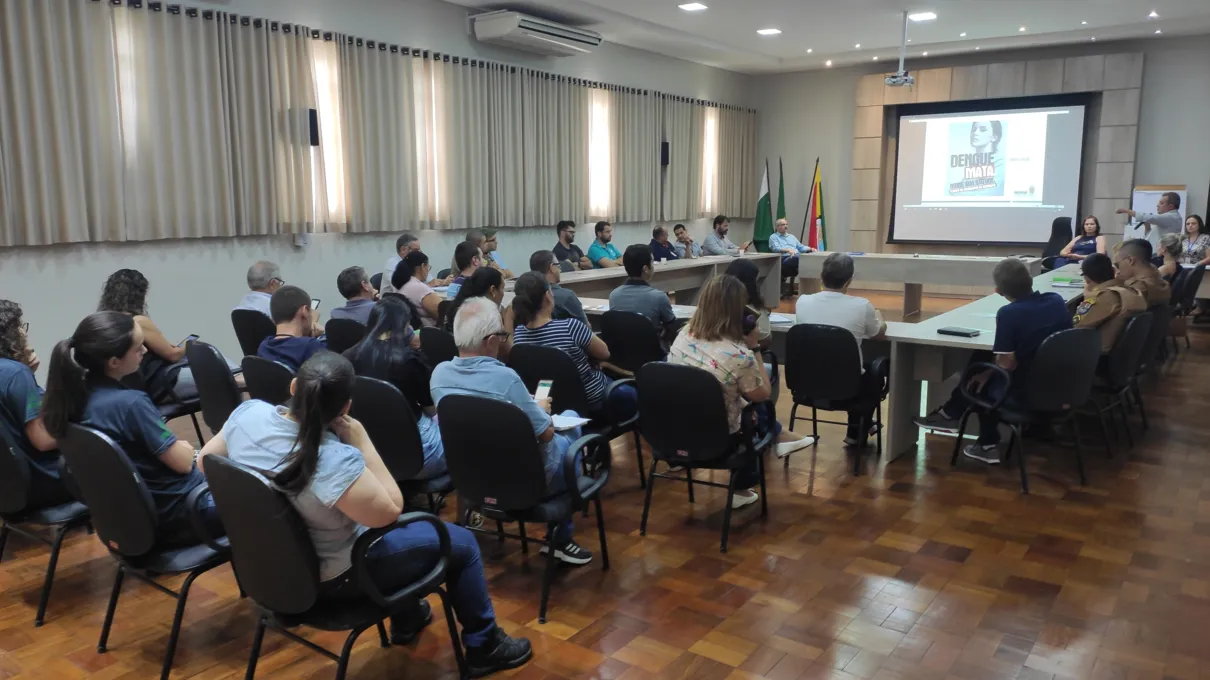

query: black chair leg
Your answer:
[851,438,862,477]
[98,566,125,653]
[594,498,610,571]
[334,625,369,680]
[875,403,884,457]
[189,413,205,446]
[1072,417,1088,486]
[633,430,646,489]
[0,524,8,561]
[1096,406,1114,458]
[376,620,389,648]
[950,410,973,467]
[686,466,695,504]
[757,453,768,518]
[1118,401,1134,449]
[1012,427,1030,495]
[34,525,70,627]
[1133,383,1149,431]
[244,616,267,680]
[788,403,797,432]
[160,569,203,680]
[538,525,560,624]
[811,407,819,442]
[436,589,468,679]
[518,522,529,555]
[719,472,738,554]
[639,462,658,536]
[495,520,506,546]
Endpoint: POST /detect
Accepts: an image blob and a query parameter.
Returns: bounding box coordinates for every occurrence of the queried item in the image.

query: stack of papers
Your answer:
[769,313,795,324]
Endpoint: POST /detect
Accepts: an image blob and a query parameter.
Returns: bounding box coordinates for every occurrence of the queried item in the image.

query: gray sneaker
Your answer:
[962,443,1002,465]
[914,410,960,432]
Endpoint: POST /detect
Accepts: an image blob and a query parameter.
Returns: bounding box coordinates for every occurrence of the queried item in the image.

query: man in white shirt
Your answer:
[233,261,283,318]
[793,252,886,446]
[381,233,421,295]
[1118,192,1184,251]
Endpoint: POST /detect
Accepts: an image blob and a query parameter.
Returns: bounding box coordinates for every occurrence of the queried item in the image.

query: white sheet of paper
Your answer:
[552,414,591,431]
[769,313,795,324]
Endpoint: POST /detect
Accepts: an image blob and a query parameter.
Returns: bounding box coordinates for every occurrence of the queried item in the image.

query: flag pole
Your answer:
[799,157,819,243]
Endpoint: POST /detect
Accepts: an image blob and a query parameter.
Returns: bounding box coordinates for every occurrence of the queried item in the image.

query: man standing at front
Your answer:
[586,222,622,268]
[1119,192,1183,250]
[702,215,749,257]
[768,218,815,280]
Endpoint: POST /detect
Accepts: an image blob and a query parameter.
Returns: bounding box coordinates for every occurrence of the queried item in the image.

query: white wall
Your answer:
[1,0,752,376]
[756,35,1210,252]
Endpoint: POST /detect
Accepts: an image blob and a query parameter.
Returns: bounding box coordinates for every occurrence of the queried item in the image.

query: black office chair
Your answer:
[349,377,453,510]
[436,268,452,280]
[437,395,609,624]
[370,272,383,292]
[241,356,295,405]
[1132,304,1171,431]
[1040,217,1073,271]
[508,343,644,488]
[122,364,206,445]
[58,425,228,680]
[784,324,890,475]
[0,443,90,627]
[1172,264,1204,349]
[419,327,458,366]
[949,328,1100,494]
[232,309,276,357]
[325,318,368,355]
[599,311,666,373]
[185,341,241,435]
[1087,312,1153,455]
[635,362,773,553]
[437,300,453,328]
[204,455,466,680]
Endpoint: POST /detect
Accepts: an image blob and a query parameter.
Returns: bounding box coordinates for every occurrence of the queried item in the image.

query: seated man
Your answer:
[552,220,592,271]
[793,253,886,446]
[1073,253,1146,353]
[649,226,679,262]
[608,244,677,340]
[914,258,1071,464]
[530,250,588,324]
[702,214,750,257]
[586,221,622,268]
[381,233,419,295]
[768,218,815,279]
[672,223,702,259]
[234,261,283,318]
[330,266,377,325]
[1113,238,1172,307]
[446,242,482,299]
[481,228,514,279]
[258,285,327,372]
[430,297,593,566]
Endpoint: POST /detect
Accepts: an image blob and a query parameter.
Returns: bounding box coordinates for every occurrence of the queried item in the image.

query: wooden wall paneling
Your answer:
[950,65,988,101]
[856,74,887,107]
[1097,125,1138,163]
[851,169,882,200]
[1093,198,1131,242]
[1024,59,1065,95]
[1104,52,1145,89]
[883,80,918,106]
[986,62,1026,98]
[849,230,880,253]
[850,199,880,232]
[913,68,952,103]
[1063,55,1106,92]
[1100,88,1141,126]
[1093,161,1134,199]
[852,137,882,170]
[854,106,884,138]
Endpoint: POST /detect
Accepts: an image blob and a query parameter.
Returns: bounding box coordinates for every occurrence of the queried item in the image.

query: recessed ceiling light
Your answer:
[907,39,912,42]
[1091,37,1096,41]
[960,32,967,37]
[677,2,707,10]
[975,46,980,50]
[922,51,929,55]
[825,60,833,66]
[1019,26,1027,32]
[855,43,861,48]
[908,11,937,22]
[872,56,879,60]
[806,48,813,53]
[757,28,781,36]
[1081,21,1088,25]
[1155,29,1163,34]
[1148,10,1159,18]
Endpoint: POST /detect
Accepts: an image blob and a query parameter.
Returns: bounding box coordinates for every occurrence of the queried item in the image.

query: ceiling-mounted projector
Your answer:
[885,72,915,87]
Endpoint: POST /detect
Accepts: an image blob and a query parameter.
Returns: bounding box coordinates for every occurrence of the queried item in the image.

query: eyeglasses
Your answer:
[489,331,509,339]
[20,322,29,334]
[271,277,286,285]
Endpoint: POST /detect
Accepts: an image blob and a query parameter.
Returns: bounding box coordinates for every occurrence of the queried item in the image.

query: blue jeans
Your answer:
[416,413,448,480]
[162,489,226,547]
[604,382,639,422]
[541,411,584,542]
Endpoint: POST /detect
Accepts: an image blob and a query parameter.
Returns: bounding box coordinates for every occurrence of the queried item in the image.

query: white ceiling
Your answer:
[443,0,1210,73]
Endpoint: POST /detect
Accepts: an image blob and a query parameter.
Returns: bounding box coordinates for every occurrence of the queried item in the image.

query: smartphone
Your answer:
[937,327,981,338]
[311,298,321,311]
[535,379,553,401]
[178,334,200,347]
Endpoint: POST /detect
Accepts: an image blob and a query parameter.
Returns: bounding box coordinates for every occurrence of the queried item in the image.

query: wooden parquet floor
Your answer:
[4,293,1210,680]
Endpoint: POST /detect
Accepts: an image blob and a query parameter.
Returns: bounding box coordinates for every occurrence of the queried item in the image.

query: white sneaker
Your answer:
[775,436,816,459]
[731,490,760,509]
[962,443,1001,465]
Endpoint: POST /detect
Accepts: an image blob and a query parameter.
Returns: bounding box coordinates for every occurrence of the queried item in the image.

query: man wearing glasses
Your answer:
[234,261,284,319]
[1112,239,1171,307]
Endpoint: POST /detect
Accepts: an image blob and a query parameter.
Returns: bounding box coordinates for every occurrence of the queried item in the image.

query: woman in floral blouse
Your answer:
[1180,215,1210,266]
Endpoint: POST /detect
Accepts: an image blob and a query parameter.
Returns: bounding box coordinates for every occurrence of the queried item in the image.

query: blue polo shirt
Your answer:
[77,378,206,537]
[586,241,622,267]
[608,279,676,331]
[993,291,1072,383]
[258,335,328,372]
[649,239,679,262]
[0,358,60,483]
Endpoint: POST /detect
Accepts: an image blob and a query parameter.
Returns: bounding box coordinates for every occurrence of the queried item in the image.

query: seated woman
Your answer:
[511,272,638,420]
[441,267,508,333]
[0,300,72,508]
[393,251,442,328]
[97,269,239,403]
[1052,216,1107,269]
[343,299,445,481]
[198,352,532,676]
[1180,215,1210,266]
[668,276,813,508]
[1159,234,1182,282]
[41,312,223,545]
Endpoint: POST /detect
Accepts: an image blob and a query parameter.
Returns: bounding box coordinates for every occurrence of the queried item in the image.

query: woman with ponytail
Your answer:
[41,312,223,545]
[198,352,532,675]
[392,251,441,328]
[440,267,507,332]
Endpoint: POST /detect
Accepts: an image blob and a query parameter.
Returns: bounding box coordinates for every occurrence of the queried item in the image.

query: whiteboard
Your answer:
[1125,185,1186,249]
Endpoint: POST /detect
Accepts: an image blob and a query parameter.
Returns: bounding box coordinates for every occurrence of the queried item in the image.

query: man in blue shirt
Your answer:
[329,266,377,325]
[649,226,679,262]
[585,221,622,268]
[702,214,750,256]
[672,224,703,259]
[530,250,589,324]
[767,218,815,279]
[446,242,483,299]
[914,259,1071,463]
[609,245,678,341]
[258,285,328,372]
[430,297,593,566]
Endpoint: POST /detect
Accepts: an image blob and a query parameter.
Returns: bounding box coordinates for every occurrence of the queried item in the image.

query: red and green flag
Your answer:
[802,158,827,251]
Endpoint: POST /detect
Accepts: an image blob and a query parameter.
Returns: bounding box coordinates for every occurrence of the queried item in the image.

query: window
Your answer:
[311,40,345,225]
[413,58,447,224]
[700,107,719,215]
[588,88,612,219]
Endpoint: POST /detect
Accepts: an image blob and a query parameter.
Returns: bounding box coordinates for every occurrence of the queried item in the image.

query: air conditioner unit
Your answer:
[472,10,602,57]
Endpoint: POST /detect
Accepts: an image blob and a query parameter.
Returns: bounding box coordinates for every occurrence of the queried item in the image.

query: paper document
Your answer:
[769,313,795,324]
[552,414,591,431]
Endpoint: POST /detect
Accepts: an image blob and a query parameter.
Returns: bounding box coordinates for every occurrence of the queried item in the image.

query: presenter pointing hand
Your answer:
[1118,192,1183,239]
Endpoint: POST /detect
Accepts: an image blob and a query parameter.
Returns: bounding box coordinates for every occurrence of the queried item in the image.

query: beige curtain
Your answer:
[523,72,589,226]
[0,0,125,246]
[267,24,321,232]
[716,106,758,218]
[661,96,703,222]
[222,17,280,236]
[611,89,660,223]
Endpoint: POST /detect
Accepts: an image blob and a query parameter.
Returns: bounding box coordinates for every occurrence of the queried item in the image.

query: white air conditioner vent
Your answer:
[472,10,601,57]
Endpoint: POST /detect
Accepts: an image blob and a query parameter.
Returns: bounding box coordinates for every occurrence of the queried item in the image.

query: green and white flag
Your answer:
[753,160,773,252]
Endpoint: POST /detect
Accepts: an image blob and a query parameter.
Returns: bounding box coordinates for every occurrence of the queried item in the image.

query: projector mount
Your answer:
[885,11,916,88]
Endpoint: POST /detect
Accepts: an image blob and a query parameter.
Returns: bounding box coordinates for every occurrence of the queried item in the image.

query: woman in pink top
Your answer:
[391,251,441,328]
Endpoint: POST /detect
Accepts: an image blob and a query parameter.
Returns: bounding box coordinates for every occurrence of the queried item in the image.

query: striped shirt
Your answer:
[512,319,607,406]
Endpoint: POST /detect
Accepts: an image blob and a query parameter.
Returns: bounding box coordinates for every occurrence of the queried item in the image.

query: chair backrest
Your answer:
[370,272,383,292]
[59,425,158,557]
[1021,328,1100,411]
[1042,217,1073,258]
[1179,264,1205,313]
[508,343,592,415]
[241,356,295,405]
[1169,266,1189,302]
[203,456,320,615]
[600,311,665,372]
[348,377,425,482]
[1104,312,1153,387]
[436,395,549,511]
[1139,303,1172,370]
[635,362,737,462]
[419,327,458,366]
[436,268,452,280]
[186,341,242,434]
[0,435,31,515]
[784,323,863,402]
[436,300,453,328]
[231,310,276,358]
[325,318,368,355]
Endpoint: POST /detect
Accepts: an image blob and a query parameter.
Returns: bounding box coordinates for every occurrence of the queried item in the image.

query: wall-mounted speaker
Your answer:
[660,141,670,167]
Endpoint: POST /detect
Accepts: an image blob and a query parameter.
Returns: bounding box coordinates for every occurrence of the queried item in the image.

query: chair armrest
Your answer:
[57,457,86,505]
[739,402,775,454]
[869,356,891,396]
[957,362,1013,411]
[559,433,610,505]
[158,359,193,405]
[184,483,228,553]
[352,512,449,609]
[602,377,638,429]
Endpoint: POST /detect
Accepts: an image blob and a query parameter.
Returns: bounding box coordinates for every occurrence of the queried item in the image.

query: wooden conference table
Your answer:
[799,252,1042,318]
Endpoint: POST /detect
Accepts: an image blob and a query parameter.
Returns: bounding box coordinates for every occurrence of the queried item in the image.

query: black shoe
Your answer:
[539,537,594,566]
[466,627,533,678]
[388,600,433,645]
[914,409,959,432]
